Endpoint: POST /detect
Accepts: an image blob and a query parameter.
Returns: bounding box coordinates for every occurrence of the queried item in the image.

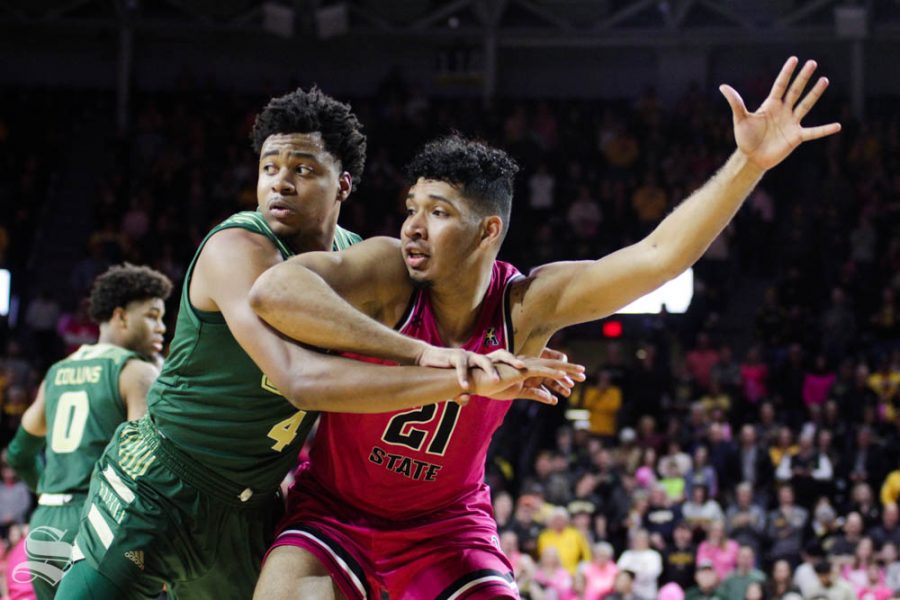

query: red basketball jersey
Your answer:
[306,261,522,521]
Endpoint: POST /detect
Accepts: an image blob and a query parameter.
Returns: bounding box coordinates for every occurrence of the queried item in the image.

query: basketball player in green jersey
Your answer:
[55,88,582,599]
[6,264,172,600]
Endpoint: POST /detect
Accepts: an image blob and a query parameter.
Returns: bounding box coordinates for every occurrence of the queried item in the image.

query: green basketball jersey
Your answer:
[39,343,142,495]
[147,211,361,494]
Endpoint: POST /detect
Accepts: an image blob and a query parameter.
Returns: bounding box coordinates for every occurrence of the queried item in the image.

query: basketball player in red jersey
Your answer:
[250,57,840,599]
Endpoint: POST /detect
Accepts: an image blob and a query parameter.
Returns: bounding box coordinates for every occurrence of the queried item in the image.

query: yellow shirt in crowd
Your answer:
[537,526,592,575]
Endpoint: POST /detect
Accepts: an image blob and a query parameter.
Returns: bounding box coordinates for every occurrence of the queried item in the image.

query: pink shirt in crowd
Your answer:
[696,539,740,581]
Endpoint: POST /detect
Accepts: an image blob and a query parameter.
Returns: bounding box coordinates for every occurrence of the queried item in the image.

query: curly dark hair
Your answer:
[88,264,173,323]
[404,134,519,239]
[250,86,367,185]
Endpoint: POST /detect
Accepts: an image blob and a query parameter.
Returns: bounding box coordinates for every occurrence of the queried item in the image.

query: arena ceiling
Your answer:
[2,0,900,45]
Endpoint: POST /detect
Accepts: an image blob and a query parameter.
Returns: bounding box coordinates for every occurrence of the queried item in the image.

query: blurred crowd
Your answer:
[0,68,899,599]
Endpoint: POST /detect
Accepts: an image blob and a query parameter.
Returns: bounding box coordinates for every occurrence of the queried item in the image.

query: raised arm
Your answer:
[198,229,574,412]
[513,57,840,348]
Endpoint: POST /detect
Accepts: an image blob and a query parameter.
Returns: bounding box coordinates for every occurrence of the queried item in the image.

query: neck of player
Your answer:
[288,221,337,255]
[428,256,494,347]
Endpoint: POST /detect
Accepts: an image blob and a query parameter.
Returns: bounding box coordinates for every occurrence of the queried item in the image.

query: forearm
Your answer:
[646,150,764,274]
[251,262,426,364]
[6,427,45,491]
[286,351,465,413]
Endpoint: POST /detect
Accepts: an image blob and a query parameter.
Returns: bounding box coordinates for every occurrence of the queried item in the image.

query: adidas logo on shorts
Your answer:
[124,550,145,571]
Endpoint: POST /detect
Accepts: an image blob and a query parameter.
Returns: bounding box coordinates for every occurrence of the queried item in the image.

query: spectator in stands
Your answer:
[686,445,719,500]
[511,490,544,556]
[767,558,801,599]
[872,504,900,549]
[684,560,726,600]
[697,520,739,581]
[534,545,575,600]
[766,485,809,566]
[739,346,769,407]
[537,506,591,575]
[644,484,683,550]
[682,484,723,534]
[728,425,774,497]
[606,569,642,600]
[719,546,766,600]
[567,185,603,241]
[576,370,622,443]
[494,490,514,531]
[775,430,833,509]
[857,561,893,600]
[850,482,883,529]
[883,458,900,507]
[685,333,720,393]
[577,541,618,600]
[617,529,663,599]
[880,542,900,592]
[807,560,855,600]
[839,536,877,591]
[843,426,887,494]
[769,427,798,473]
[811,498,842,551]
[803,354,836,409]
[662,521,697,590]
[515,555,547,600]
[0,463,30,540]
[725,482,766,557]
[793,544,825,597]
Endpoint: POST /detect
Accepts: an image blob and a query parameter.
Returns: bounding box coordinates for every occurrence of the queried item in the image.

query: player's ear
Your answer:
[480,216,503,246]
[337,172,352,203]
[111,306,129,328]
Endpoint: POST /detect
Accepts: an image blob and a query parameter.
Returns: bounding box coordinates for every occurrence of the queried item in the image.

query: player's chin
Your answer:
[407,268,433,289]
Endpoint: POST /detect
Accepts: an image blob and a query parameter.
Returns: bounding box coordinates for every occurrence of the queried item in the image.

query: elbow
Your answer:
[284,380,320,412]
[280,361,330,412]
[248,274,279,318]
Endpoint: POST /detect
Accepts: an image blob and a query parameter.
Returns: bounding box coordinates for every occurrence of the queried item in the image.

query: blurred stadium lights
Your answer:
[163,0,259,21]
[0,270,10,318]
[617,268,694,315]
[835,4,868,39]
[262,1,293,37]
[316,3,349,39]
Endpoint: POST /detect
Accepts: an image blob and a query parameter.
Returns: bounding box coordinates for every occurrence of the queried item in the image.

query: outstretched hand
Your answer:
[719,56,841,171]
[472,351,586,405]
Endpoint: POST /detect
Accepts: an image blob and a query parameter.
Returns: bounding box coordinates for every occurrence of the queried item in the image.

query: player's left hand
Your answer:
[720,56,841,171]
[534,347,577,398]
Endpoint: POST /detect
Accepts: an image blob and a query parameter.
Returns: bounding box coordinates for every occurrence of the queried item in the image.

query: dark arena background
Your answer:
[1,1,900,599]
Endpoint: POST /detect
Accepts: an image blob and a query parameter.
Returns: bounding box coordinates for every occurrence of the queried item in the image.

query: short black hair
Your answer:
[250,86,366,185]
[88,264,173,323]
[404,134,519,240]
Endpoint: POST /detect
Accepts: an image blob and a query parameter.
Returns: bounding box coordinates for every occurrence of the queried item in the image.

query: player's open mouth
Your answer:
[405,249,429,268]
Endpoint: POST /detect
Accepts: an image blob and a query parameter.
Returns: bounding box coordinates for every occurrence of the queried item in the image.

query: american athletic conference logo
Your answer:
[12,526,75,587]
